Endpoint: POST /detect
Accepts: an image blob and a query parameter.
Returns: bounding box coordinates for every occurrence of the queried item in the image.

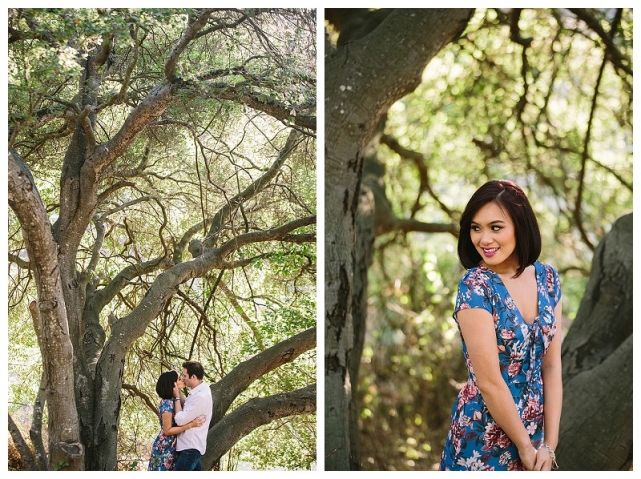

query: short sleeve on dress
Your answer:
[454,268,493,321]
[543,263,562,308]
[158,399,174,415]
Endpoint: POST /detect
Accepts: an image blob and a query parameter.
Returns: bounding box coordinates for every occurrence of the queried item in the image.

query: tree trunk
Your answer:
[8,150,85,470]
[557,213,632,470]
[348,170,377,470]
[9,414,37,470]
[324,9,473,470]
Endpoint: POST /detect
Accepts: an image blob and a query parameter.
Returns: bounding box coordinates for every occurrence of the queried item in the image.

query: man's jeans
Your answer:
[175,448,202,471]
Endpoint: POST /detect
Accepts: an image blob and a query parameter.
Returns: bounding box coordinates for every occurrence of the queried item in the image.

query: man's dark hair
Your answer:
[458,179,541,278]
[156,370,178,400]
[182,360,205,380]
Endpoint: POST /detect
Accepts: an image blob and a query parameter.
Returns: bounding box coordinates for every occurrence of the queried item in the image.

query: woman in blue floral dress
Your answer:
[148,371,205,470]
[439,180,562,471]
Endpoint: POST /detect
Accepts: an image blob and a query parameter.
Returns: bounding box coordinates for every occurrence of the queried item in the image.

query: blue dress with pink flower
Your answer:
[439,261,561,471]
[148,399,177,471]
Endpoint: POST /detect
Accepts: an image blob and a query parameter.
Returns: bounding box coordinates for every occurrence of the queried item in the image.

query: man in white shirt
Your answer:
[172,360,213,471]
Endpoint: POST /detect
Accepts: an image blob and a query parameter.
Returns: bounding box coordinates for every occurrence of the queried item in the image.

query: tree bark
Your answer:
[9,413,37,470]
[324,9,473,470]
[348,175,377,469]
[557,213,632,470]
[8,150,84,470]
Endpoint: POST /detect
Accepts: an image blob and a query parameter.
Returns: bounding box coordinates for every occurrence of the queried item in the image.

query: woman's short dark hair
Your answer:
[156,370,178,399]
[458,180,541,277]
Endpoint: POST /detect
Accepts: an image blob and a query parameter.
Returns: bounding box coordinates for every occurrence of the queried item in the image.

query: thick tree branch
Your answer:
[209,327,316,425]
[201,383,316,469]
[164,9,216,82]
[209,84,316,131]
[9,413,38,470]
[394,219,459,237]
[92,256,170,313]
[92,83,177,176]
[218,215,316,259]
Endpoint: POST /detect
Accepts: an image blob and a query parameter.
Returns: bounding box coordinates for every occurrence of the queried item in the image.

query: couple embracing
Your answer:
[148,360,213,471]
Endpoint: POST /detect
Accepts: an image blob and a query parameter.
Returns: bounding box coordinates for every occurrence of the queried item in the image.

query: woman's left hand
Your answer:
[533,446,552,471]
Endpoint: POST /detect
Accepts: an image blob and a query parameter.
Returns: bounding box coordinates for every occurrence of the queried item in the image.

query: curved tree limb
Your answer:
[201,383,316,469]
[217,215,316,259]
[380,133,456,219]
[9,413,38,470]
[164,9,216,82]
[209,326,316,425]
[209,84,316,131]
[122,384,158,416]
[91,256,170,313]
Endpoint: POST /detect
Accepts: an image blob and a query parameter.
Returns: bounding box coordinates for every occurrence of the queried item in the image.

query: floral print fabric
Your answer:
[439,261,561,471]
[148,399,177,471]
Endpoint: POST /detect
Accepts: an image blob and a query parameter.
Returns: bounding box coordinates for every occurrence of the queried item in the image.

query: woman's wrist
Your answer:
[515,437,535,453]
[542,437,558,450]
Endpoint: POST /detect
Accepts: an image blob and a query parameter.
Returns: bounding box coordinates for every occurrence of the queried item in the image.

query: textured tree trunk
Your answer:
[557,213,632,470]
[8,151,85,470]
[348,178,376,470]
[324,8,474,470]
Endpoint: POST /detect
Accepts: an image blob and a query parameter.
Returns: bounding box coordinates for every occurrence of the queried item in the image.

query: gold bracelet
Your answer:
[540,443,559,470]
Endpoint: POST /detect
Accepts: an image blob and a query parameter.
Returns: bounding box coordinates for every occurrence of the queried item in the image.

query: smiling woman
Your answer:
[439,180,562,471]
[469,202,518,274]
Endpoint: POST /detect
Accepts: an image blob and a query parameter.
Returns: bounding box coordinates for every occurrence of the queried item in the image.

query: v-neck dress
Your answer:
[439,261,561,471]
